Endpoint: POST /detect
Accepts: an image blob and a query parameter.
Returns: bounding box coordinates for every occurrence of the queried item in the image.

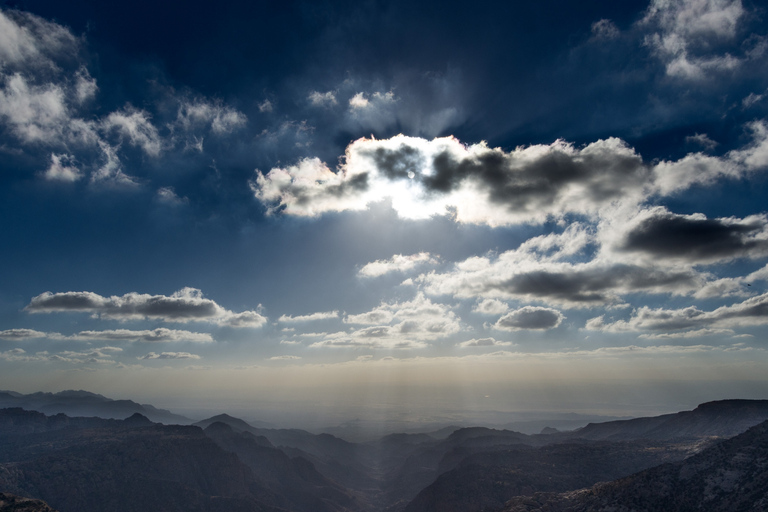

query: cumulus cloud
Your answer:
[310,294,461,349]
[343,293,461,338]
[494,306,565,331]
[358,252,438,278]
[416,225,704,307]
[278,311,339,322]
[0,328,49,339]
[139,351,201,360]
[73,328,214,343]
[615,207,768,263]
[472,298,510,315]
[586,292,768,334]
[25,287,267,327]
[254,134,655,226]
[641,0,747,79]
[0,73,68,143]
[457,337,513,347]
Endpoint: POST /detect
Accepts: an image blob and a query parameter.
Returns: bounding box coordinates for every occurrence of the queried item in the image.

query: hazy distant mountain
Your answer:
[502,419,768,512]
[3,398,768,512]
[558,399,768,442]
[0,492,58,512]
[204,422,368,512]
[0,390,191,425]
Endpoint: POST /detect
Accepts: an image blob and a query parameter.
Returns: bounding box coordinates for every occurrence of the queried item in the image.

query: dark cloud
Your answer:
[491,265,699,305]
[494,306,565,331]
[621,210,768,262]
[25,288,266,327]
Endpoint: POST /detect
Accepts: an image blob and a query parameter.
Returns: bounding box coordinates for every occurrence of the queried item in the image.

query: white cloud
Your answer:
[42,153,82,182]
[254,134,653,226]
[685,132,718,150]
[174,99,246,135]
[586,292,768,333]
[308,90,337,107]
[102,108,162,156]
[140,352,201,360]
[472,299,510,316]
[0,73,67,143]
[25,287,267,328]
[348,92,370,109]
[358,252,438,277]
[73,328,214,343]
[641,0,747,79]
[278,311,339,322]
[0,9,79,69]
[457,337,513,348]
[270,355,302,360]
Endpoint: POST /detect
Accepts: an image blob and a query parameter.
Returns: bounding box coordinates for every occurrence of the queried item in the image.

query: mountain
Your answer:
[501,419,768,512]
[0,408,287,512]
[0,492,58,512]
[203,422,368,512]
[0,390,191,424]
[558,399,768,442]
[402,439,692,512]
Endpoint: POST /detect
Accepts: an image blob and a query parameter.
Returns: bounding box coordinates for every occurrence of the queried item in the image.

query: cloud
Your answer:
[139,352,201,360]
[270,355,302,360]
[358,252,438,277]
[174,99,247,135]
[343,293,461,339]
[586,292,768,333]
[591,19,620,40]
[102,108,162,156]
[416,225,704,307]
[308,90,337,107]
[494,306,565,331]
[685,132,718,150]
[42,153,82,182]
[615,208,768,263]
[641,0,747,79]
[457,337,513,347]
[25,287,267,327]
[278,311,339,322]
[0,328,49,339]
[471,299,509,315]
[0,9,79,70]
[0,73,68,143]
[254,134,653,226]
[310,294,461,349]
[73,328,214,343]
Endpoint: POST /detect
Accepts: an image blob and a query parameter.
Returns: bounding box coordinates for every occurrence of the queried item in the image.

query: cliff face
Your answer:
[0,492,58,512]
[502,419,768,512]
[0,411,282,512]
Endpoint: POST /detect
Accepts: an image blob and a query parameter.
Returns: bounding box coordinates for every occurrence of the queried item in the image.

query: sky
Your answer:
[1,0,768,426]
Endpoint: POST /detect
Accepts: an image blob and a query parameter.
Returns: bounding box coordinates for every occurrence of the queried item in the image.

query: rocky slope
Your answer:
[502,419,768,512]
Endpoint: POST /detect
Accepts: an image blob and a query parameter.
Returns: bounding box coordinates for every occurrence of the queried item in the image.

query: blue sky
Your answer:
[1,0,768,423]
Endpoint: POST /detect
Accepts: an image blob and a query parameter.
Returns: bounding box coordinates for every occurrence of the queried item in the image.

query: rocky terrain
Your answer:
[2,397,768,512]
[502,419,768,511]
